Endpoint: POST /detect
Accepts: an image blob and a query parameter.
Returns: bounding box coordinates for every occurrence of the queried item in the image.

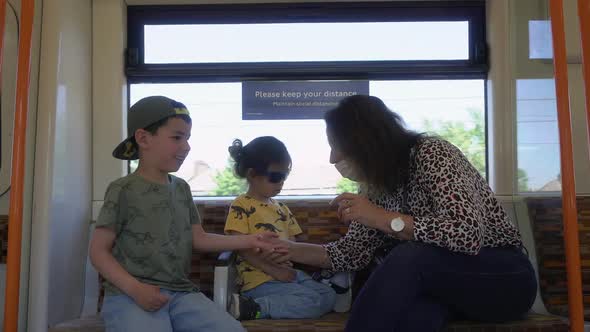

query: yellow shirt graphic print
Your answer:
[224,194,302,291]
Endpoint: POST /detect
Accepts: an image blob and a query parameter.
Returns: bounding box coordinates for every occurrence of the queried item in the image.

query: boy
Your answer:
[89,96,281,332]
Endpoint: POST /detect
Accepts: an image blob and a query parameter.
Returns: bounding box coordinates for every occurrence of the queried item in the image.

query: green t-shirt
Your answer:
[95,173,200,295]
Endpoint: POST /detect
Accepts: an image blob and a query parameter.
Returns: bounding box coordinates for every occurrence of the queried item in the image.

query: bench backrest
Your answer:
[526,196,590,319]
[91,195,590,319]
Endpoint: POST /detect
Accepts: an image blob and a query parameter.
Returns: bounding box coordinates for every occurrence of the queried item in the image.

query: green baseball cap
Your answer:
[112,96,190,160]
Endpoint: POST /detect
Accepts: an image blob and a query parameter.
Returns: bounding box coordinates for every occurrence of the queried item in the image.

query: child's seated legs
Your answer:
[237,270,336,319]
[102,289,245,332]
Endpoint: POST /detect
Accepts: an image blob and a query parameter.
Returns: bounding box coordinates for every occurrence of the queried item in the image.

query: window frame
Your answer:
[126,1,488,83]
[125,1,490,197]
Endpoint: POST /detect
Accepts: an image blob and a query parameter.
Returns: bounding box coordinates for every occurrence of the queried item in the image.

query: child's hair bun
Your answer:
[228,139,244,162]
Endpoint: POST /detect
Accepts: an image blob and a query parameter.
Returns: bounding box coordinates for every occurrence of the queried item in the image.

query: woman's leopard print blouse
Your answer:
[324,137,522,272]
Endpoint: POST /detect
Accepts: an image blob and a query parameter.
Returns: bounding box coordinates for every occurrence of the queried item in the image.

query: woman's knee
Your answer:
[368,242,441,281]
[386,242,440,263]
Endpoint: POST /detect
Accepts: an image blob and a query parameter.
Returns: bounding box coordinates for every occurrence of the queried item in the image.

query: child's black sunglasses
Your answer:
[261,171,290,184]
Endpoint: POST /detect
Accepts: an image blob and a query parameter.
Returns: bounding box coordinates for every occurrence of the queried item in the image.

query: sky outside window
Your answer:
[144,22,469,63]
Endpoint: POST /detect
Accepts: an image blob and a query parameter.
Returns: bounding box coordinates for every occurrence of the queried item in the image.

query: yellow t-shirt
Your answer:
[224,194,303,291]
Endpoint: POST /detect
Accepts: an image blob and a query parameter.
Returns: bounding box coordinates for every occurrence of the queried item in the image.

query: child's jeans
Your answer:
[242,269,337,319]
[101,289,245,332]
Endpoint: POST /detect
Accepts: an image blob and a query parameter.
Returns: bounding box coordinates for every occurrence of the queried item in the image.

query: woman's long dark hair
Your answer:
[324,95,423,193]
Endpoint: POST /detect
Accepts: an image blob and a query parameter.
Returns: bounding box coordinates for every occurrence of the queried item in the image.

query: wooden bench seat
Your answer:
[49,312,568,332]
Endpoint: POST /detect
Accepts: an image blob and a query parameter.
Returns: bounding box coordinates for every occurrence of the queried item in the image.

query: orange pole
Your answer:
[0,0,6,90]
[549,1,585,331]
[580,0,590,153]
[3,0,34,331]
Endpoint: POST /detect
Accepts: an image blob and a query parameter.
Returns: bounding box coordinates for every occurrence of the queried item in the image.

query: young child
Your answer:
[224,137,336,320]
[89,96,282,332]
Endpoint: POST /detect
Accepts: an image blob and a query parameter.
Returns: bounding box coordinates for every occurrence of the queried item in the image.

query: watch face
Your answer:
[391,218,405,232]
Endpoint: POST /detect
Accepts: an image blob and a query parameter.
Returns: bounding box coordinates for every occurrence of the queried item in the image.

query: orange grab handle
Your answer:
[3,0,34,331]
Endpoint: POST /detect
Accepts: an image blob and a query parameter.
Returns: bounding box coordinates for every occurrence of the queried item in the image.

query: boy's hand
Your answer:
[130,282,170,312]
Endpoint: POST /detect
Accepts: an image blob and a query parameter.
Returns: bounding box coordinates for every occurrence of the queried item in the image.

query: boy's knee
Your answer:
[219,318,246,332]
[200,311,244,332]
[179,311,245,331]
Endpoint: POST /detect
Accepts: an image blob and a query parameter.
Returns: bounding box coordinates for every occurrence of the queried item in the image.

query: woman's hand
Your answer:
[257,239,293,265]
[331,192,387,228]
[248,232,288,253]
[332,192,416,240]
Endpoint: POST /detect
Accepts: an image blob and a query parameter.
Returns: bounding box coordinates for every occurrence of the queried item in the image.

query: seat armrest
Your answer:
[216,250,235,267]
[214,251,238,310]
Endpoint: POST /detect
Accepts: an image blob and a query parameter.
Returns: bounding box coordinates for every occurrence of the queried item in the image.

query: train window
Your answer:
[129,79,485,197]
[126,2,487,81]
[143,21,469,64]
[126,2,487,197]
[512,1,561,193]
[516,79,560,192]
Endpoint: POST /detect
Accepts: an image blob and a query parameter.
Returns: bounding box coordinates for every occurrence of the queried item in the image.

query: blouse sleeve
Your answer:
[324,221,385,271]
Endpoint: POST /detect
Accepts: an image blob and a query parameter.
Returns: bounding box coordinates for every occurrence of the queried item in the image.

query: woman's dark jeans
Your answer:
[345,242,537,332]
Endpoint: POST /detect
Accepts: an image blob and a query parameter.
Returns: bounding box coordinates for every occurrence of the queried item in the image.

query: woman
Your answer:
[274,95,537,331]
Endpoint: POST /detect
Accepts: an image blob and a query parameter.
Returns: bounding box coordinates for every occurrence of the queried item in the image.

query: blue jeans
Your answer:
[345,242,537,332]
[101,289,245,332]
[243,269,336,319]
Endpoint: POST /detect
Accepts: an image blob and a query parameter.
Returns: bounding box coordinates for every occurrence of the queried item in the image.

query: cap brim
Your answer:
[112,137,139,160]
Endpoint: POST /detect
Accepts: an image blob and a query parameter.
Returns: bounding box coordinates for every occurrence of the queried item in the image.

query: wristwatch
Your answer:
[390,217,405,233]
